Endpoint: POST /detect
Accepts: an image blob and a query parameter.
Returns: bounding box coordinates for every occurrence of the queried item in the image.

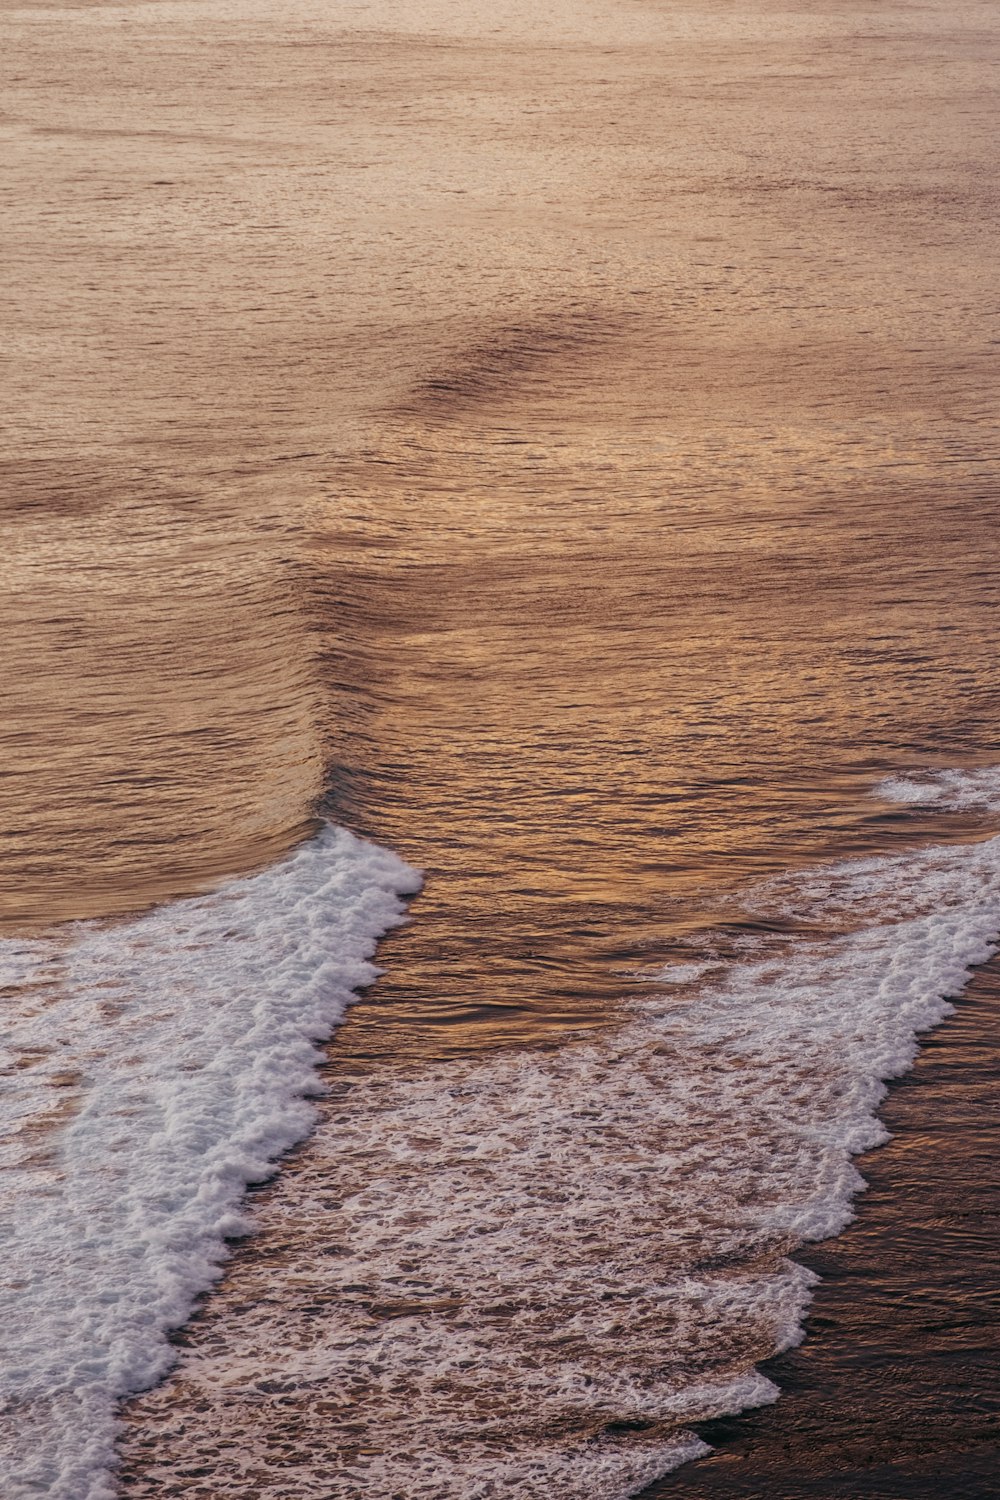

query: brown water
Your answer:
[3,0,1000,1493]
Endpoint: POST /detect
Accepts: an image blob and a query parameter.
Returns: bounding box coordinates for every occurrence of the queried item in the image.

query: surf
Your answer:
[0,826,419,1499]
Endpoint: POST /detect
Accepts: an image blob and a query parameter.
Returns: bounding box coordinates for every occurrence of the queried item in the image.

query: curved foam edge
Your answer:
[0,825,420,1500]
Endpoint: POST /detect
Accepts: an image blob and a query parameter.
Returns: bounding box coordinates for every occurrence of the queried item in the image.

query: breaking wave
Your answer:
[0,827,419,1499]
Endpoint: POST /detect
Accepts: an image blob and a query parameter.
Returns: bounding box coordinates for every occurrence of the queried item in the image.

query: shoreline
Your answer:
[640,951,1000,1498]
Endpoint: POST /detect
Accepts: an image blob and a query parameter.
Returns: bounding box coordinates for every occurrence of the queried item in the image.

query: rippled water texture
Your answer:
[3,0,999,1493]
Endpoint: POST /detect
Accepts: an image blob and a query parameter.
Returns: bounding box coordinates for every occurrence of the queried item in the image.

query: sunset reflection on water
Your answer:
[2,0,998,1492]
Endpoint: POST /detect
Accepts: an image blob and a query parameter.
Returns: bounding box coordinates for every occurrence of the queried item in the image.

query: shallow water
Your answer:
[3,0,999,1494]
[113,796,1000,1498]
[641,951,1000,1498]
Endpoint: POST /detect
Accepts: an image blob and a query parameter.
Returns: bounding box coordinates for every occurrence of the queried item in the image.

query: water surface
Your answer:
[2,0,998,1494]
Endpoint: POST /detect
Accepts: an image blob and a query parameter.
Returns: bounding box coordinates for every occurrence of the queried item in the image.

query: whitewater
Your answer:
[0,828,420,1499]
[4,770,1000,1497]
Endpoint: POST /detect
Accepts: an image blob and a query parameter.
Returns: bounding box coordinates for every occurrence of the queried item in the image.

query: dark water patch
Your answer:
[393,307,628,423]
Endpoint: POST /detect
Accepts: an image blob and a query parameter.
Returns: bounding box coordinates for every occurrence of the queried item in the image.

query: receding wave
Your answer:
[114,769,1000,1498]
[0,827,419,1500]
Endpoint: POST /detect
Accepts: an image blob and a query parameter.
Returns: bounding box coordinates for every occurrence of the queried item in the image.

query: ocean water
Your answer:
[114,775,1000,1498]
[6,773,999,1497]
[5,776,1000,1498]
[3,0,999,1494]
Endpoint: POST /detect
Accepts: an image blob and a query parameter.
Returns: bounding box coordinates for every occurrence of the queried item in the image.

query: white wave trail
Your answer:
[876,763,1000,811]
[0,826,420,1500]
[116,768,1000,1499]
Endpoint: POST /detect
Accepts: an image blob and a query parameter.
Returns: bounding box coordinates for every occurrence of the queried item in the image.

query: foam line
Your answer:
[0,826,419,1499]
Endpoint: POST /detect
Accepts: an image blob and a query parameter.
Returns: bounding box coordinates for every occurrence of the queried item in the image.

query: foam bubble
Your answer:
[0,826,419,1500]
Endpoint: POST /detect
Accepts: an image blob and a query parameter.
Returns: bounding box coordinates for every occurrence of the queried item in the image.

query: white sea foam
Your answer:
[6,771,1000,1500]
[646,960,716,984]
[876,764,1000,812]
[119,769,1000,1498]
[0,826,420,1500]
